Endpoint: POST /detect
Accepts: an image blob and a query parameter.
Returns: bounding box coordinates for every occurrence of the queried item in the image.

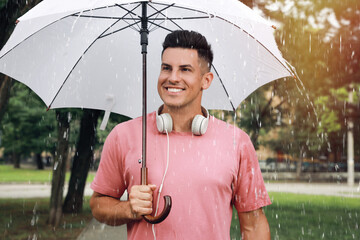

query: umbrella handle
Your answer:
[141,167,172,224]
[143,195,172,224]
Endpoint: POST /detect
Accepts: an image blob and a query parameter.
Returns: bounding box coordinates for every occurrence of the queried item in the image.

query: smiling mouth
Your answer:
[166,87,184,93]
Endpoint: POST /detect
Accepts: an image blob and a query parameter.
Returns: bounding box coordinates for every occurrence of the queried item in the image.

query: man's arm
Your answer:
[90,184,156,226]
[238,208,270,240]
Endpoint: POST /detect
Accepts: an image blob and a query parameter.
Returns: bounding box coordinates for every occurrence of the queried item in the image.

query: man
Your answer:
[90,30,271,239]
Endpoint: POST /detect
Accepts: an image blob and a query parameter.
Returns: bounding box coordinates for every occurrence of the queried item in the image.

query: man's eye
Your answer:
[162,66,170,71]
[182,68,190,72]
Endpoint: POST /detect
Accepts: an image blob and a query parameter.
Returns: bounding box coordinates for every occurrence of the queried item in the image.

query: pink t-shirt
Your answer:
[91,112,271,239]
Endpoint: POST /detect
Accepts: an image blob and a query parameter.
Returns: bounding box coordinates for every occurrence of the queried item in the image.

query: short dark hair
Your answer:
[162,30,213,71]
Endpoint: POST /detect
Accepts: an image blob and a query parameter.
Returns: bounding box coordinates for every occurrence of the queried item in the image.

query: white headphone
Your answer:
[156,105,209,135]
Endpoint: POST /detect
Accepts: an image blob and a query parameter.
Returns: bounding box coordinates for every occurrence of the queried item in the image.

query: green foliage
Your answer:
[315,84,360,156]
[316,95,341,134]
[211,82,280,149]
[96,112,131,148]
[256,0,360,160]
[1,82,57,158]
[0,0,7,9]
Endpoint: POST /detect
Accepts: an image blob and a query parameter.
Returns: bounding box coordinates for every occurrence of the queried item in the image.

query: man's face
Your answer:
[157,47,212,110]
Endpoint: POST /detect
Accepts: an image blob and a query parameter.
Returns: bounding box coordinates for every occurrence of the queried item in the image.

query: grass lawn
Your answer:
[1,197,93,240]
[231,192,360,240]
[0,164,95,239]
[0,165,95,184]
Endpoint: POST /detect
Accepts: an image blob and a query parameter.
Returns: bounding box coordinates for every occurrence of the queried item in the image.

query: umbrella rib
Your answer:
[72,4,142,32]
[114,3,142,31]
[147,16,212,31]
[149,2,215,19]
[75,3,141,19]
[146,4,164,31]
[71,15,138,21]
[115,3,142,19]
[212,65,236,112]
[47,17,126,109]
[99,20,141,38]
[147,3,214,32]
[97,3,143,38]
[0,14,79,60]
[147,3,183,31]
[147,2,292,79]
[148,16,212,20]
[147,12,162,32]
[0,4,141,60]
[147,3,175,19]
[148,21,179,33]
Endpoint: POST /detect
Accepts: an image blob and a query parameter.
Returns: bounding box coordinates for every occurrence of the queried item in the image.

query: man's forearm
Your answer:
[90,192,136,226]
[239,208,271,240]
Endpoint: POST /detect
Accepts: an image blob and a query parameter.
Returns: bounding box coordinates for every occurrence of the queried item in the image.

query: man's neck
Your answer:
[162,105,203,132]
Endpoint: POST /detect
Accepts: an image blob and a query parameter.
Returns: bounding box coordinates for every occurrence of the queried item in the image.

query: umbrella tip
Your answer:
[46,106,51,111]
[271,25,276,29]
[15,19,19,24]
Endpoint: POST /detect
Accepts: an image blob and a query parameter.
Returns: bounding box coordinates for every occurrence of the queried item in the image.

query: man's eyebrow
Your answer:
[179,64,193,68]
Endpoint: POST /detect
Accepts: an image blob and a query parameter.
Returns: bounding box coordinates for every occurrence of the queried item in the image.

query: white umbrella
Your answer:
[0,0,294,223]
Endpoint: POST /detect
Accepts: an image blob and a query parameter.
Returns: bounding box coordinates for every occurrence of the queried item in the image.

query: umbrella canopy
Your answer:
[0,0,293,119]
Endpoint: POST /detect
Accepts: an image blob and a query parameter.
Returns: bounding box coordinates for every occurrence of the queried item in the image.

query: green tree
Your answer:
[1,82,56,168]
[256,0,359,164]
[315,85,360,160]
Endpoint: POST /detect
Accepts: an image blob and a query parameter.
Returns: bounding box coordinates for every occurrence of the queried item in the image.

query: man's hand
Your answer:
[90,184,156,226]
[129,184,157,219]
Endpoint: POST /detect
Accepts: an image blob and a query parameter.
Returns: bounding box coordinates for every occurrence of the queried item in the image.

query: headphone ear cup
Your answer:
[156,113,173,133]
[191,115,208,136]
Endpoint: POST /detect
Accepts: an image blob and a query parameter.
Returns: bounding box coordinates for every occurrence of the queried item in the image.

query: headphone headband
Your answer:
[156,106,209,135]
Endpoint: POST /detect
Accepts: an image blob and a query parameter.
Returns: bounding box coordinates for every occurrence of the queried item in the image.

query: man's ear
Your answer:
[201,72,214,90]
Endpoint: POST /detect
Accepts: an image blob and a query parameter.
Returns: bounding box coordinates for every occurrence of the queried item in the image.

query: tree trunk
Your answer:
[12,152,20,168]
[0,75,13,122]
[35,152,44,170]
[296,147,304,180]
[63,109,100,213]
[48,111,70,227]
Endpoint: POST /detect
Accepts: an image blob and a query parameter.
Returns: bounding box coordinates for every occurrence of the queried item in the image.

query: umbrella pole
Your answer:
[140,2,171,224]
[140,2,148,183]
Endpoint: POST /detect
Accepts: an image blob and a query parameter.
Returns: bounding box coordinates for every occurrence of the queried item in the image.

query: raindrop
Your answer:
[54,162,58,170]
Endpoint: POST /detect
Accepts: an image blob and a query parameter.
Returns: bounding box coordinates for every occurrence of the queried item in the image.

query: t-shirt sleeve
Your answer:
[233,134,271,212]
[90,127,126,199]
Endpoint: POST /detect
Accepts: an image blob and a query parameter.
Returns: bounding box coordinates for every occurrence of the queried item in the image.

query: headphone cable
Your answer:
[152,129,170,239]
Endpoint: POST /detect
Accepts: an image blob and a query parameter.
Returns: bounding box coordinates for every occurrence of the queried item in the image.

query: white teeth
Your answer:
[167,88,183,93]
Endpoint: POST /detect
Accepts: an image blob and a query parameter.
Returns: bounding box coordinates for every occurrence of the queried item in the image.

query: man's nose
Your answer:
[168,70,180,83]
